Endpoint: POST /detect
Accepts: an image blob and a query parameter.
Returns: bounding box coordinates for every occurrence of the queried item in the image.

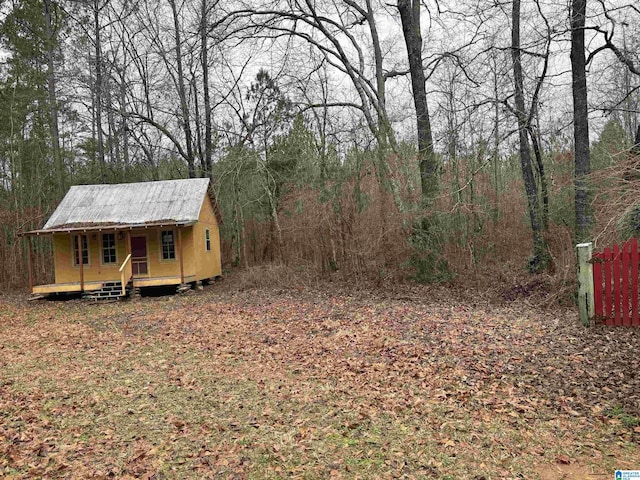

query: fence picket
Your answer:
[604,247,613,325]
[632,238,639,326]
[613,244,621,325]
[623,241,630,326]
[593,253,603,319]
[592,239,639,327]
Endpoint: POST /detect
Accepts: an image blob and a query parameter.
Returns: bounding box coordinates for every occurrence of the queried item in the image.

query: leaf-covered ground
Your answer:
[1,283,639,479]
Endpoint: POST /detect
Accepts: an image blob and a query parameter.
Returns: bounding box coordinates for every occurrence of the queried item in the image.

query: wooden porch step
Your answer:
[82,281,128,301]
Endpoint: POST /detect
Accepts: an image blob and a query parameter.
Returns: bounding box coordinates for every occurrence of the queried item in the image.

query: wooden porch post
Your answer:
[125,230,132,279]
[27,235,33,294]
[178,227,184,284]
[78,234,84,292]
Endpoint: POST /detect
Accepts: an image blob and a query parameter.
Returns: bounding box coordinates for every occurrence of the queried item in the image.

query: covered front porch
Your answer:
[22,221,195,297]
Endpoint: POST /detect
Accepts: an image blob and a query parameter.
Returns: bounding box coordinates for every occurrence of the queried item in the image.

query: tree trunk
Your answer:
[93,0,106,183]
[201,0,213,178]
[512,0,546,271]
[529,128,549,231]
[364,0,389,149]
[106,72,120,176]
[571,0,591,243]
[631,125,640,155]
[43,0,64,196]
[169,0,196,178]
[492,55,501,200]
[260,151,285,263]
[119,66,130,170]
[397,0,438,203]
[362,0,391,263]
[192,76,204,170]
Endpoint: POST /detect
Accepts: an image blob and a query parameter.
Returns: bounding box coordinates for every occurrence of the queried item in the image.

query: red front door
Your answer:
[131,236,148,276]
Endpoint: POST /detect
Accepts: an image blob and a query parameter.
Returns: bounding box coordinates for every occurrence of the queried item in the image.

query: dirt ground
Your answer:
[1,280,639,478]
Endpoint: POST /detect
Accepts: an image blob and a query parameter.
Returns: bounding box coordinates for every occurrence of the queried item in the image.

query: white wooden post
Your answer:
[577,242,595,326]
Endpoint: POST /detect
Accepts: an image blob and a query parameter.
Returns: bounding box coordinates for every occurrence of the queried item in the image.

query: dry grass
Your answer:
[2,283,640,479]
[230,264,322,290]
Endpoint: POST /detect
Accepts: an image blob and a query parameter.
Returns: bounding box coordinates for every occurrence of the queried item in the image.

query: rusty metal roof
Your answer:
[42,178,213,231]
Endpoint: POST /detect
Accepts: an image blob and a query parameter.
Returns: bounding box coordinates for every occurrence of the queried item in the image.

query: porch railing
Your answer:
[119,254,132,296]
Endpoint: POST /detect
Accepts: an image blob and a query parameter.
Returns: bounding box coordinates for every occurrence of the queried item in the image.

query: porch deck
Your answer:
[132,275,195,288]
[31,275,197,295]
[33,281,105,295]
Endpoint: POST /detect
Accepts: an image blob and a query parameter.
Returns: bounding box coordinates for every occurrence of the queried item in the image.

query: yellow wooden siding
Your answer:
[52,229,183,284]
[180,226,196,279]
[53,233,125,284]
[143,229,181,278]
[193,196,221,280]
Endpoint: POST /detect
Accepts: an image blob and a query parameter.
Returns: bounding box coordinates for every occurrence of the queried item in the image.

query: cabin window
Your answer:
[161,230,175,260]
[102,233,117,264]
[73,235,89,266]
[205,229,211,251]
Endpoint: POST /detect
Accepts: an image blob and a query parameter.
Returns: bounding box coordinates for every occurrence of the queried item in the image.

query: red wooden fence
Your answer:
[592,237,640,326]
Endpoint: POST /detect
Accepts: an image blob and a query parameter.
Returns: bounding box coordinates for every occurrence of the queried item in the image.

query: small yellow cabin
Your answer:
[23,178,222,298]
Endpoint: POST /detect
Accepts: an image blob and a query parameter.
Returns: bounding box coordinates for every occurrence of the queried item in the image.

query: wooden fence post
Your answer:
[577,242,594,326]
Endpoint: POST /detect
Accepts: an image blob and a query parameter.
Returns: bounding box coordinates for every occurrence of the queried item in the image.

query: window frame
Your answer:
[160,229,176,262]
[72,234,90,267]
[101,233,117,265]
[205,229,211,252]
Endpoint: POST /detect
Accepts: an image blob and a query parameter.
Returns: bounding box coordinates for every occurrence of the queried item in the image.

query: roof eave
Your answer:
[19,220,197,237]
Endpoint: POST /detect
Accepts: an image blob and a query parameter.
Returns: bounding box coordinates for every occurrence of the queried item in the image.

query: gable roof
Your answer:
[36,178,220,233]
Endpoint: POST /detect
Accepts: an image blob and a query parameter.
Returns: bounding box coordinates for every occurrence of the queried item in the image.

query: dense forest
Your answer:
[1,0,639,294]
